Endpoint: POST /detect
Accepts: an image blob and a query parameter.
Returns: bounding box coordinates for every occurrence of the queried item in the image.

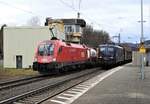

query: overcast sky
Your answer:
[0,0,150,43]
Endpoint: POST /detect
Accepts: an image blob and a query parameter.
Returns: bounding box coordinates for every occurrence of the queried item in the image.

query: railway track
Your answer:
[0,74,54,102]
[0,67,103,104]
[0,75,48,91]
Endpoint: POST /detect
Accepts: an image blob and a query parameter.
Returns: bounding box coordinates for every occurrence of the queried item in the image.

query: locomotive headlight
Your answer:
[52,58,56,62]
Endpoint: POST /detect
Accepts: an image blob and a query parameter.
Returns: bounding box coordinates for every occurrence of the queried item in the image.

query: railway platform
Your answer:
[70,63,150,104]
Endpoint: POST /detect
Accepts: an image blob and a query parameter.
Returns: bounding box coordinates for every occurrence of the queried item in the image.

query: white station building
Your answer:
[3,26,64,68]
[3,18,86,69]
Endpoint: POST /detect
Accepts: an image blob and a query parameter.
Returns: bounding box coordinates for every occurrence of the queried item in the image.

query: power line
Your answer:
[71,0,75,10]
[78,0,82,11]
[58,0,114,30]
[59,0,78,12]
[0,0,108,28]
[80,12,115,29]
[0,0,43,17]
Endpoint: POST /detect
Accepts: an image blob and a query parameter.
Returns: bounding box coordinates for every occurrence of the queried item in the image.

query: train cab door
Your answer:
[16,55,22,69]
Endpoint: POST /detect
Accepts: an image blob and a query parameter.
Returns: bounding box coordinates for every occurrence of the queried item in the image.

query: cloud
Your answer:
[0,0,150,42]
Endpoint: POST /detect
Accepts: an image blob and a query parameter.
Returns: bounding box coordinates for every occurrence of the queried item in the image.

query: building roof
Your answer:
[61,19,86,27]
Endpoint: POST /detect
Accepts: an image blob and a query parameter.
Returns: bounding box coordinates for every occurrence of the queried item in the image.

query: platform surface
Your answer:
[71,64,150,104]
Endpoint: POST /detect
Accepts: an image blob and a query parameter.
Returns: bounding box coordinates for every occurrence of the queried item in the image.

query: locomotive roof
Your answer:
[38,40,87,49]
[99,44,123,49]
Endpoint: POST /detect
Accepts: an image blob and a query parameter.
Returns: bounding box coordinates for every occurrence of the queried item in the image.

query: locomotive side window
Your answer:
[38,44,54,56]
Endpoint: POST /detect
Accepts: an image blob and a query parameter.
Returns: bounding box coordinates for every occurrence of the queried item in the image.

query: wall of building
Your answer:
[4,26,52,68]
[0,29,2,56]
[146,52,150,66]
[132,51,146,66]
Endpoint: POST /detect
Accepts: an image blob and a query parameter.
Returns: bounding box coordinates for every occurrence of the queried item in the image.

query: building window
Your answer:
[65,25,74,33]
[75,25,80,32]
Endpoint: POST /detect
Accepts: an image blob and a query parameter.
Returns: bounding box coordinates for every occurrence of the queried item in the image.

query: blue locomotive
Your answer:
[97,44,132,68]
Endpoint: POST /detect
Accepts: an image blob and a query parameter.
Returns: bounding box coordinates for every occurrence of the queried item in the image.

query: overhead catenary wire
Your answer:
[0,0,118,32]
[59,0,78,12]
[78,0,82,11]
[71,0,75,10]
[58,0,114,31]
[0,0,43,18]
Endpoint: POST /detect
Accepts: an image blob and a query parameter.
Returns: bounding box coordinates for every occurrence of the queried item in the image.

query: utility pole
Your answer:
[140,0,145,80]
[77,0,82,18]
[112,33,121,44]
[118,33,121,44]
[141,0,144,43]
[77,12,80,18]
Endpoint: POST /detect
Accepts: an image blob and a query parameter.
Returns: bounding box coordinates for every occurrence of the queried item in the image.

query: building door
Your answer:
[16,55,22,68]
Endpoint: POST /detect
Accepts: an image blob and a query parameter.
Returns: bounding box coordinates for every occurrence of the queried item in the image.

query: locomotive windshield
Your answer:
[38,44,54,56]
[107,47,114,57]
[100,47,114,57]
[100,47,106,55]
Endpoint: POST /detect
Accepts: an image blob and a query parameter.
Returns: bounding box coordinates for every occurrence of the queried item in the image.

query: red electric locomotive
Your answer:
[33,39,89,73]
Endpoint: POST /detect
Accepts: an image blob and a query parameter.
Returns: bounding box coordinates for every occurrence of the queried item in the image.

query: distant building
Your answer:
[45,18,86,43]
[132,42,150,66]
[144,44,150,66]
[45,19,65,40]
[3,26,55,68]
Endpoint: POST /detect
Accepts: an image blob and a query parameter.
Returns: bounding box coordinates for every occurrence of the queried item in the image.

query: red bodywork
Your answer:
[33,40,89,72]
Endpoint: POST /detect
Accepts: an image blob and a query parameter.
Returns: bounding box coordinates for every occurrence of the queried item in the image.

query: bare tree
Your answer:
[27,16,41,26]
[81,25,111,48]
